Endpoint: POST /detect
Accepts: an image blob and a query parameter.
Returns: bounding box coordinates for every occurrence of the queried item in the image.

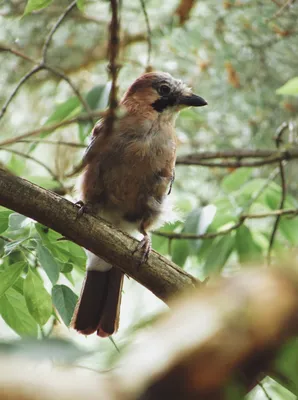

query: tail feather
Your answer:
[97,268,124,337]
[71,268,124,337]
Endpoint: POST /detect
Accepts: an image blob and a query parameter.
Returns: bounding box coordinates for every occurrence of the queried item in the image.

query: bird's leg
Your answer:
[75,200,93,219]
[133,224,151,266]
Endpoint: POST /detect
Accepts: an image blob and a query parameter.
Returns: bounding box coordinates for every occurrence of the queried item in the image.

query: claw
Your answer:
[75,200,91,220]
[132,234,151,268]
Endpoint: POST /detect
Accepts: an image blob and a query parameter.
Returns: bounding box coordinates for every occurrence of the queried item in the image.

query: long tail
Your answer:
[72,268,124,337]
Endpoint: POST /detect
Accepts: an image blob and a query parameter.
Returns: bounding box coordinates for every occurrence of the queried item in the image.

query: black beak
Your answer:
[178,93,207,107]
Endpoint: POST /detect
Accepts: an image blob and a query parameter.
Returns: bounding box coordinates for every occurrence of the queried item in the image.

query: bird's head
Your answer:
[121,72,207,120]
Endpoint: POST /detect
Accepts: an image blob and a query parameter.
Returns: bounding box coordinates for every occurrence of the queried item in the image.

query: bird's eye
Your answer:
[159,84,171,96]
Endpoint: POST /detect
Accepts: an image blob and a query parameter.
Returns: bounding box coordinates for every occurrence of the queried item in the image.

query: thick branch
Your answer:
[0,168,197,302]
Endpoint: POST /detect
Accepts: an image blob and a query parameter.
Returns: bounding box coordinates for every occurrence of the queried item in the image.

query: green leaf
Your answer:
[9,213,30,230]
[183,205,217,253]
[221,168,252,192]
[276,77,298,96]
[0,338,91,363]
[235,225,262,264]
[24,0,53,15]
[279,218,298,245]
[0,261,26,298]
[52,285,78,326]
[0,288,38,337]
[77,0,85,11]
[37,242,60,284]
[0,210,12,234]
[24,268,52,325]
[202,234,235,276]
[274,339,298,395]
[171,239,189,267]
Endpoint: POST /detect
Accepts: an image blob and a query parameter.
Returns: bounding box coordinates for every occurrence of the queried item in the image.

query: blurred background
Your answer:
[0,0,298,398]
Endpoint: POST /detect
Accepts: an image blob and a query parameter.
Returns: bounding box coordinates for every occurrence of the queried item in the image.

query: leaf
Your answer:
[202,234,235,276]
[37,242,60,284]
[221,168,252,192]
[9,213,30,230]
[279,218,298,245]
[24,268,52,325]
[52,285,78,326]
[76,0,85,11]
[235,225,262,264]
[184,205,217,253]
[0,261,26,298]
[274,339,298,395]
[0,288,38,337]
[23,0,53,15]
[0,338,91,363]
[276,77,298,96]
[4,239,26,256]
[0,210,12,234]
[171,239,189,267]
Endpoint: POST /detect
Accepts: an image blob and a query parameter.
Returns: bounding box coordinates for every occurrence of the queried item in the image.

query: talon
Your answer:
[132,235,151,267]
[75,200,91,219]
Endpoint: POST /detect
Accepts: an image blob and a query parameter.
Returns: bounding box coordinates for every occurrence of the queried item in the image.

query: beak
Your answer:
[178,93,208,107]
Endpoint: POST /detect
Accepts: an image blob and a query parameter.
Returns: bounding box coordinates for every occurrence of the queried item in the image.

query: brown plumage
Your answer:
[72,72,207,337]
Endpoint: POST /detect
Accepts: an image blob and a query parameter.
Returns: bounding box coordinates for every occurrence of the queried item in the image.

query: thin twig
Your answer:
[267,123,288,265]
[0,147,64,188]
[269,0,294,20]
[42,0,77,63]
[0,65,43,121]
[106,0,121,135]
[12,139,86,148]
[153,208,298,240]
[139,0,152,69]
[0,110,104,147]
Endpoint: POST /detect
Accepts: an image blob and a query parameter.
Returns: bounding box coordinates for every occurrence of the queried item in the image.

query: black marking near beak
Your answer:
[178,94,207,107]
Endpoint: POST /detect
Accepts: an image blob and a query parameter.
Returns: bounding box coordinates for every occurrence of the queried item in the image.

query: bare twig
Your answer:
[0,147,64,188]
[42,0,77,63]
[267,123,288,265]
[153,208,298,240]
[176,150,296,168]
[269,0,295,20]
[0,110,104,147]
[139,0,152,69]
[0,65,43,121]
[12,139,86,148]
[106,0,121,134]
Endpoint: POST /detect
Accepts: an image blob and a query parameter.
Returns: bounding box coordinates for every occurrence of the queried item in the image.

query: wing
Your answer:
[82,119,106,167]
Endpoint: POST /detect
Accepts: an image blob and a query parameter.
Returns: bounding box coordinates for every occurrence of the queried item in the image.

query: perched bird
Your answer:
[72,72,207,337]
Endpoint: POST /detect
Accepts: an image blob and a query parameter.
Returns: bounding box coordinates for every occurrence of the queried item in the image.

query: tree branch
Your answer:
[0,168,197,303]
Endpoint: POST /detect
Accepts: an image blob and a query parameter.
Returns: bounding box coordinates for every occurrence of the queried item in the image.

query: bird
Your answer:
[71,72,207,337]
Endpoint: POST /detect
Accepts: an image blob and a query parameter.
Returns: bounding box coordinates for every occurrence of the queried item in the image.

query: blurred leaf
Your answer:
[4,239,26,256]
[276,77,298,96]
[0,261,26,298]
[279,218,298,245]
[61,263,73,273]
[0,210,12,234]
[24,0,53,15]
[171,239,189,267]
[184,205,217,253]
[221,168,252,192]
[0,288,38,337]
[235,225,262,264]
[36,242,60,284]
[76,0,85,11]
[52,284,78,326]
[202,234,235,276]
[9,213,30,230]
[24,268,52,325]
[274,339,298,395]
[0,338,91,363]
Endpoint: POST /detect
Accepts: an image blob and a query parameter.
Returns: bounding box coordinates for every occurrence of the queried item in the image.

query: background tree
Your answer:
[0,0,298,398]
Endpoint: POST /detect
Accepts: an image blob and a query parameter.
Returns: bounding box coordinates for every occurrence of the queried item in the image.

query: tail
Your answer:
[72,268,124,337]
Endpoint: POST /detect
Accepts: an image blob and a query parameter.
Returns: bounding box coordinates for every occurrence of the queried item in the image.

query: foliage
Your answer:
[1,0,298,398]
